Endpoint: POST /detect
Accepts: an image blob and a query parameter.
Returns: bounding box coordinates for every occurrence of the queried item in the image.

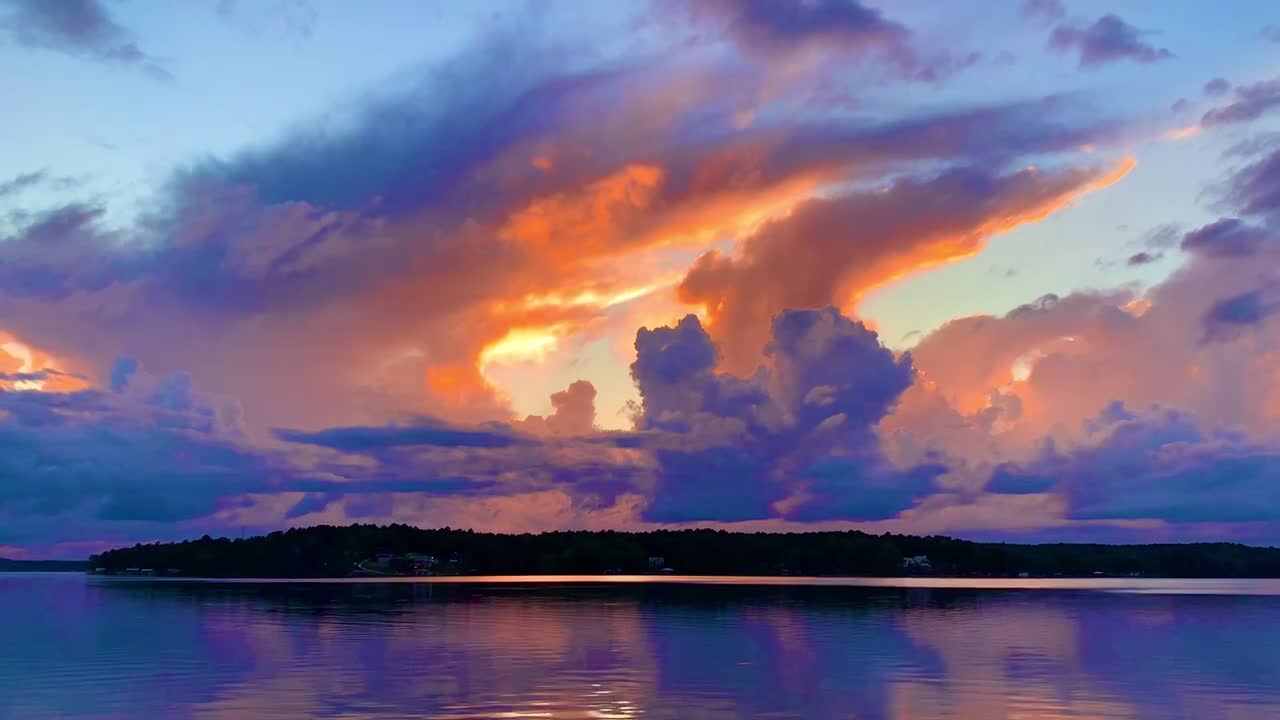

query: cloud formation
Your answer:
[0,0,169,79]
[1048,14,1172,68]
[1201,75,1280,128]
[678,159,1133,370]
[2,0,1276,555]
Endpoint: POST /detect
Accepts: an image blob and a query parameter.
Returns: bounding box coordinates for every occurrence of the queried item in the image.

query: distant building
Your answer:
[647,556,665,570]
[375,553,395,564]
[902,555,932,572]
[407,554,438,573]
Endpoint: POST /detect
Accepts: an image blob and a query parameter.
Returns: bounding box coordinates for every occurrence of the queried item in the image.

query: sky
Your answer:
[2,0,1280,558]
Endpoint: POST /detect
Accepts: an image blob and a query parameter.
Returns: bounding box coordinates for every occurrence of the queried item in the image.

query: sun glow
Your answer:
[479,326,567,371]
[1,341,43,391]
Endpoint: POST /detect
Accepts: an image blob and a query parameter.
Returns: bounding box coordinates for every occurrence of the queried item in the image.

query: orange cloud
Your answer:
[678,158,1135,373]
[0,332,84,392]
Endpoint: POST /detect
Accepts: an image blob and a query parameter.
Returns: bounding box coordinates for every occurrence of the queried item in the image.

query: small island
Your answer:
[88,525,1280,579]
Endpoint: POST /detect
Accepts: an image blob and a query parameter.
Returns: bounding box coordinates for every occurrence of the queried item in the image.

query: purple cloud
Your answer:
[1203,77,1232,97]
[630,307,929,523]
[991,408,1280,523]
[1200,75,1280,128]
[1021,0,1065,24]
[1219,147,1280,228]
[1202,290,1278,342]
[0,0,170,80]
[1180,219,1272,258]
[681,0,908,56]
[275,421,524,450]
[1048,14,1173,68]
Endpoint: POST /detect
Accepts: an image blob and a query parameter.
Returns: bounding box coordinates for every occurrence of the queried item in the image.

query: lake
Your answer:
[2,574,1279,719]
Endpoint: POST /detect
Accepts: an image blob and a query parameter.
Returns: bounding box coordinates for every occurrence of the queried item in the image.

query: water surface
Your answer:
[2,574,1279,719]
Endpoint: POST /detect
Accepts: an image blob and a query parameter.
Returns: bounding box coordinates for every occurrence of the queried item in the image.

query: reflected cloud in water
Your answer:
[1,576,1278,719]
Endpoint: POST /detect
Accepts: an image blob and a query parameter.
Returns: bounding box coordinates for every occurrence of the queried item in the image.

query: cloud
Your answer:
[216,0,316,41]
[1126,251,1159,266]
[1021,0,1065,24]
[889,150,1280,532]
[678,159,1132,371]
[1048,14,1172,68]
[0,370,270,537]
[1200,75,1280,128]
[0,0,1232,552]
[989,407,1280,523]
[1220,144,1280,223]
[275,421,524,450]
[1180,218,1273,258]
[522,380,597,436]
[683,0,908,56]
[0,171,46,199]
[629,307,933,523]
[108,357,138,393]
[0,0,170,80]
[0,16,1131,443]
[1202,290,1279,343]
[1203,78,1231,97]
[664,0,983,83]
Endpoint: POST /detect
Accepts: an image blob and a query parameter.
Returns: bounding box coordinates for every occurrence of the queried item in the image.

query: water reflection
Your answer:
[1,575,1278,719]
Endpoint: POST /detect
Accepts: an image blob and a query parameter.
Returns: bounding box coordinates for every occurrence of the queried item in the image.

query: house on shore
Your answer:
[902,555,932,573]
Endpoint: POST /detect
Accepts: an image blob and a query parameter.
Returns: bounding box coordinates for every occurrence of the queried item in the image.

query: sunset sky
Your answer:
[4,0,1280,558]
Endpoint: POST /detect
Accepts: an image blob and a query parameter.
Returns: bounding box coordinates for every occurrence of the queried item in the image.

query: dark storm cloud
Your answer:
[1048,14,1172,68]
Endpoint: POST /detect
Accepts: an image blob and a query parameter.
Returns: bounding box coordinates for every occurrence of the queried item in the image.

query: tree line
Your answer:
[88,524,1280,578]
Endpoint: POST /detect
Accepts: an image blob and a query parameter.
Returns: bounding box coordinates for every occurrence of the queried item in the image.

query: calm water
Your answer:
[3,575,1280,719]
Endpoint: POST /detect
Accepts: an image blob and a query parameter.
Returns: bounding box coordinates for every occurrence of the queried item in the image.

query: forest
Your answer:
[89,524,1280,578]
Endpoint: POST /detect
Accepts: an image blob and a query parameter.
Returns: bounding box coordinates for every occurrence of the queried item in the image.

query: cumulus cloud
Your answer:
[889,196,1280,536]
[523,380,598,436]
[630,307,935,523]
[1048,14,1172,68]
[0,0,170,79]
